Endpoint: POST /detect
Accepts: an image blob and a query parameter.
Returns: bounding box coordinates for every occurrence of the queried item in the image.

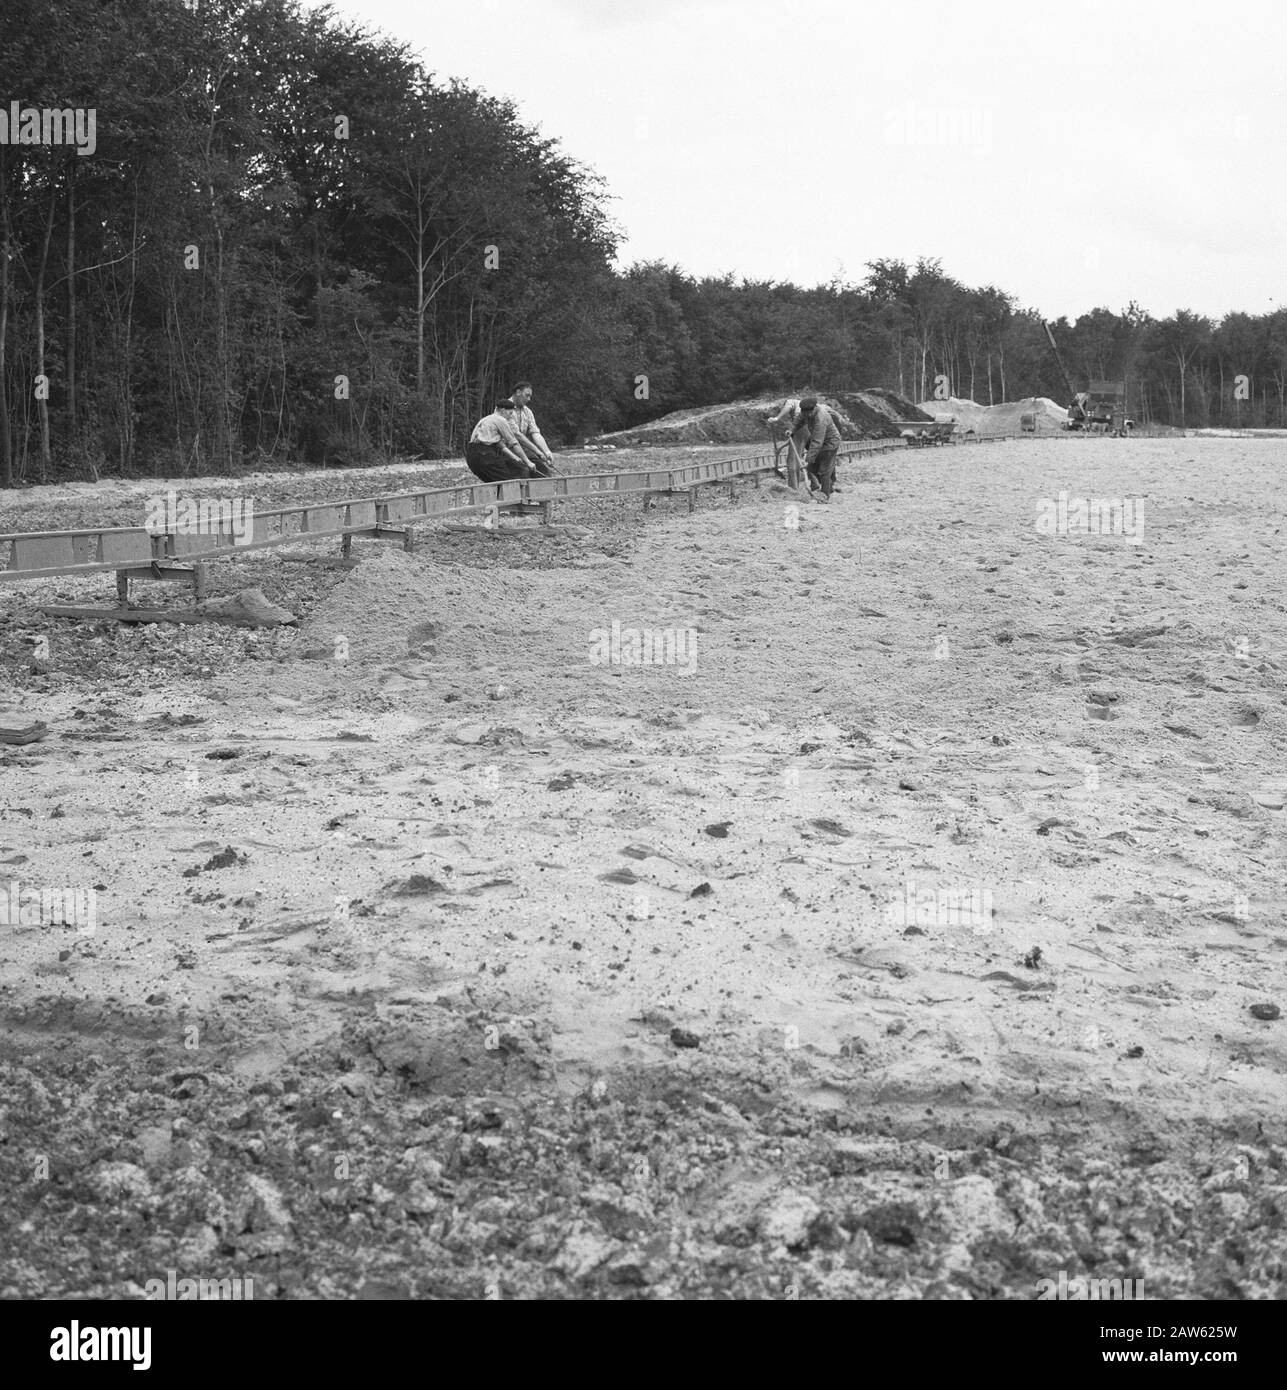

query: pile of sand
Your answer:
[917,396,1069,434]
[595,390,932,446]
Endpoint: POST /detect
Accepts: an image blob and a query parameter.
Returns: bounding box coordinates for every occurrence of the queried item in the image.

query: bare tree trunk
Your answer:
[117,193,141,471]
[34,179,57,480]
[66,161,77,431]
[0,149,11,487]
[415,201,425,396]
[212,220,232,472]
[202,72,236,476]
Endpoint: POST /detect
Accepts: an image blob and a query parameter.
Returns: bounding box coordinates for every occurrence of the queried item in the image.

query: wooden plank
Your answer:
[9,535,75,571]
[422,491,455,515]
[347,501,377,529]
[303,505,343,533]
[40,605,207,624]
[113,564,198,581]
[166,530,212,556]
[381,497,415,522]
[100,529,156,566]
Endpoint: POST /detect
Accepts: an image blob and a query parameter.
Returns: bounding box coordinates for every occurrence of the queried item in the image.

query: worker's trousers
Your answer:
[466,441,528,482]
[807,444,839,497]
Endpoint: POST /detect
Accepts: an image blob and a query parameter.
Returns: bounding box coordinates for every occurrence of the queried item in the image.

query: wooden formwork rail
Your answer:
[0,440,909,585]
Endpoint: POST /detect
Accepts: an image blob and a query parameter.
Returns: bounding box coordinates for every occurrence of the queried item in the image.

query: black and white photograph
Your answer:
[0,0,1284,1346]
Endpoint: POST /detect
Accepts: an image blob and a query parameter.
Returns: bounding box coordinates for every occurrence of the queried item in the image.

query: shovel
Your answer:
[786,437,815,501]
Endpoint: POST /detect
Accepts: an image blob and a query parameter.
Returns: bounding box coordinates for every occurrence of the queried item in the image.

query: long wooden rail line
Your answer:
[0,440,918,586]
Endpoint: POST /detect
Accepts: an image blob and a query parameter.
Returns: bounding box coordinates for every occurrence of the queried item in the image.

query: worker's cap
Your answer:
[496,398,516,411]
[798,396,818,412]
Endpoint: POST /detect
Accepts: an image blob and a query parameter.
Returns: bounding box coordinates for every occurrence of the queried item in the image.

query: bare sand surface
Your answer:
[1,437,1284,1298]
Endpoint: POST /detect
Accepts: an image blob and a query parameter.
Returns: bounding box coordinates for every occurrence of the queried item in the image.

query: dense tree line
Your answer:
[2,0,1283,487]
[615,260,1287,434]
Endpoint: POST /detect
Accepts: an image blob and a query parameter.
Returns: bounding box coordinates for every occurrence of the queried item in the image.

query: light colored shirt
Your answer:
[513,403,550,457]
[767,397,802,431]
[791,404,841,463]
[470,412,520,448]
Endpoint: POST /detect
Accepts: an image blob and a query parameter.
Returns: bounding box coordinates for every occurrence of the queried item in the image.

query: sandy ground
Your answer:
[1,437,1285,1299]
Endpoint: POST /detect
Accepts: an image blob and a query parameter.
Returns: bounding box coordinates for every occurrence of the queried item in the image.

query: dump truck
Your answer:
[1085,380,1130,436]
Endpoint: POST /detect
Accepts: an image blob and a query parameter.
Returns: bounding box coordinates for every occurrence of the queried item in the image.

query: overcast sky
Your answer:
[308,0,1286,322]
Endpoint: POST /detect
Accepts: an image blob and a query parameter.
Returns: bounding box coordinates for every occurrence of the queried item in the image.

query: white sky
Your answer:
[308,0,1287,321]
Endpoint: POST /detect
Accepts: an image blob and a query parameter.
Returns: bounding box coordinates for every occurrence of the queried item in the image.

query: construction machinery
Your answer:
[1043,323,1132,436]
[1084,380,1131,436]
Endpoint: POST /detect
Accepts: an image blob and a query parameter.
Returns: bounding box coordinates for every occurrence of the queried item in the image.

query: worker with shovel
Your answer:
[767,392,841,495]
[766,394,803,486]
[790,397,841,502]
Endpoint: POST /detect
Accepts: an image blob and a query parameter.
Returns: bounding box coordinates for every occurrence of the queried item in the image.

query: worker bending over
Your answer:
[790,397,841,501]
[466,400,537,482]
[768,391,841,493]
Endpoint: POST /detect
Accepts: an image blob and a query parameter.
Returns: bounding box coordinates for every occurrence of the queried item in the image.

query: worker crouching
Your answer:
[465,400,537,482]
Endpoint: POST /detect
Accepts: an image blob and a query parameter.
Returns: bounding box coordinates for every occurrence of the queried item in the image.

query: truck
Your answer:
[1084,380,1130,436]
[1043,323,1132,436]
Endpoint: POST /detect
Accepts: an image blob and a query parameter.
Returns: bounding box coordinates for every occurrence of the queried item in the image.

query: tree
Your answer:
[1152,310,1213,427]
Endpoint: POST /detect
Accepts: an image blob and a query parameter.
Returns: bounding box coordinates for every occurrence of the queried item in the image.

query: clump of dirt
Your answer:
[199,589,297,628]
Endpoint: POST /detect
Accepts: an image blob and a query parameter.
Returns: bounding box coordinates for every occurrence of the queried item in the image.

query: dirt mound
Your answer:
[596,390,932,446]
[917,396,1069,435]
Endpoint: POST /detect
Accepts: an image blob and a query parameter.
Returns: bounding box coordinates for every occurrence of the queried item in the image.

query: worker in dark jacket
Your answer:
[790,397,842,500]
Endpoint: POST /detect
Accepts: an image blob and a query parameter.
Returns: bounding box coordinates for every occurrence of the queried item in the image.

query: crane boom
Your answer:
[1043,321,1079,403]
[1044,321,1089,427]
